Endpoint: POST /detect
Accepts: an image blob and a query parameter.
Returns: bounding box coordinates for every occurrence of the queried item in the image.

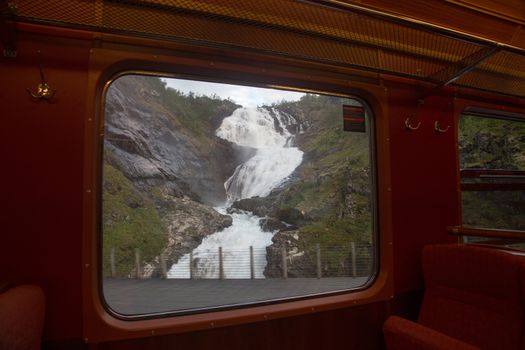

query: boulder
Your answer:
[144,197,232,278]
[259,217,294,232]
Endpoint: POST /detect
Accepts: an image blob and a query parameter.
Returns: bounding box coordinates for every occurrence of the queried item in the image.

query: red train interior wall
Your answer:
[0,33,90,341]
[0,29,496,348]
[385,83,459,293]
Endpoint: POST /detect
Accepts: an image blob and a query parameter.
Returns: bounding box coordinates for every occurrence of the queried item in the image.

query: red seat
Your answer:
[384,244,525,350]
[0,285,45,350]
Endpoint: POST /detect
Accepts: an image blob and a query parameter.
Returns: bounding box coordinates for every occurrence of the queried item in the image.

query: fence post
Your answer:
[110,247,116,278]
[160,255,167,279]
[281,246,287,279]
[351,242,357,277]
[250,246,255,279]
[316,243,322,279]
[135,248,141,279]
[219,247,224,280]
[189,251,194,279]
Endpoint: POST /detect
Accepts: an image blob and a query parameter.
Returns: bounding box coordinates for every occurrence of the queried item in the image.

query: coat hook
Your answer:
[434,102,453,133]
[26,50,56,101]
[434,121,450,133]
[405,98,424,131]
[405,116,421,130]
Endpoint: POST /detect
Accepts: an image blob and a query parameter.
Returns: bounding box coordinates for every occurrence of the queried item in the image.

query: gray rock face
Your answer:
[259,217,296,232]
[231,193,309,226]
[103,75,247,276]
[144,196,232,278]
[230,196,276,217]
[264,230,318,278]
[104,75,246,205]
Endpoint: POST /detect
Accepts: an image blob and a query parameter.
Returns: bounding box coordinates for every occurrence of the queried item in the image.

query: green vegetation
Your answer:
[462,191,525,231]
[459,114,525,231]
[103,75,242,277]
[140,76,238,146]
[297,217,372,275]
[279,94,371,217]
[459,115,525,170]
[102,164,167,277]
[274,94,373,275]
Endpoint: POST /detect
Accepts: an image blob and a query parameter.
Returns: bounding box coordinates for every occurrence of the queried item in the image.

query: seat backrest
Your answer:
[0,285,45,350]
[418,244,525,350]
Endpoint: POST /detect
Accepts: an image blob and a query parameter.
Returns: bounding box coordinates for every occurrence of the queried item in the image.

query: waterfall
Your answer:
[169,107,303,279]
[217,107,304,202]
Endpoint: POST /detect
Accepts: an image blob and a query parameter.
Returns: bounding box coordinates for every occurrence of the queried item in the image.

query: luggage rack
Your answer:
[2,0,525,98]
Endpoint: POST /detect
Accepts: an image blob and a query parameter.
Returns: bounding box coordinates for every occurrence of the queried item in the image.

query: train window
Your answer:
[101,74,376,317]
[458,112,525,244]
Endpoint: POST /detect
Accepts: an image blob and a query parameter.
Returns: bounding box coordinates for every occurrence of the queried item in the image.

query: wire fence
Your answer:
[106,242,374,280]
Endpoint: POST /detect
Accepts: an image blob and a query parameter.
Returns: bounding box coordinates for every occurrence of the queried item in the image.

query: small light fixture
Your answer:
[26,50,56,101]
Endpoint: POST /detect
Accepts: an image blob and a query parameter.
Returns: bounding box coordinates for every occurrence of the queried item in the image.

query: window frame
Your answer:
[456,107,525,240]
[100,71,379,319]
[82,43,394,343]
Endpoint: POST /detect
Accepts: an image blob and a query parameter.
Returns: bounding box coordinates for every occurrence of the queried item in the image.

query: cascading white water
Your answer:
[218,108,303,202]
[169,107,303,279]
[168,208,273,278]
[223,148,303,201]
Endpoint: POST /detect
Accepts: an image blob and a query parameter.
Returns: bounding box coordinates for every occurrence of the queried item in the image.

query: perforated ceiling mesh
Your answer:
[3,0,525,98]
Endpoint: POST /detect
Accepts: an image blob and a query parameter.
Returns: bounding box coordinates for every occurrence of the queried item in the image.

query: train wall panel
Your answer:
[0,33,90,341]
[4,28,522,348]
[386,83,459,293]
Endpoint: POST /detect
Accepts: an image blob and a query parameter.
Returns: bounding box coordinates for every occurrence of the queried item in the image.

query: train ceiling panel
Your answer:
[2,0,525,98]
[454,51,525,97]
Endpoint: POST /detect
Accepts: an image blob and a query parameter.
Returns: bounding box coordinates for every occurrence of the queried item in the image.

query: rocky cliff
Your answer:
[104,75,251,205]
[102,75,250,277]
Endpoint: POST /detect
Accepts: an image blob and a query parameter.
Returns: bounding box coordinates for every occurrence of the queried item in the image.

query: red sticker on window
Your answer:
[343,105,366,132]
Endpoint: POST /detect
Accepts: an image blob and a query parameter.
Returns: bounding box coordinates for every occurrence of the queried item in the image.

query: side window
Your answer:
[458,113,525,241]
[102,74,376,317]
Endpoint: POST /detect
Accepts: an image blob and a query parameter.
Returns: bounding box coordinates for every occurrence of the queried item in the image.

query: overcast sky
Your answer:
[163,78,306,108]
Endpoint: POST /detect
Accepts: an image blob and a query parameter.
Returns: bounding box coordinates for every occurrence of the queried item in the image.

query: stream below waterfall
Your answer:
[168,107,303,279]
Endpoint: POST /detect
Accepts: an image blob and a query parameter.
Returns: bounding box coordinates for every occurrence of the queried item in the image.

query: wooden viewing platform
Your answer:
[103,277,370,315]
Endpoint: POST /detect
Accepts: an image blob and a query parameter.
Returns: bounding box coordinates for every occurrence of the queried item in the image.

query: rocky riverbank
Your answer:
[143,196,232,278]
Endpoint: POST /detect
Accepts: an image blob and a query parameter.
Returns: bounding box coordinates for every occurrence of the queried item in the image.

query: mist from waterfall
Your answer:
[169,107,303,279]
